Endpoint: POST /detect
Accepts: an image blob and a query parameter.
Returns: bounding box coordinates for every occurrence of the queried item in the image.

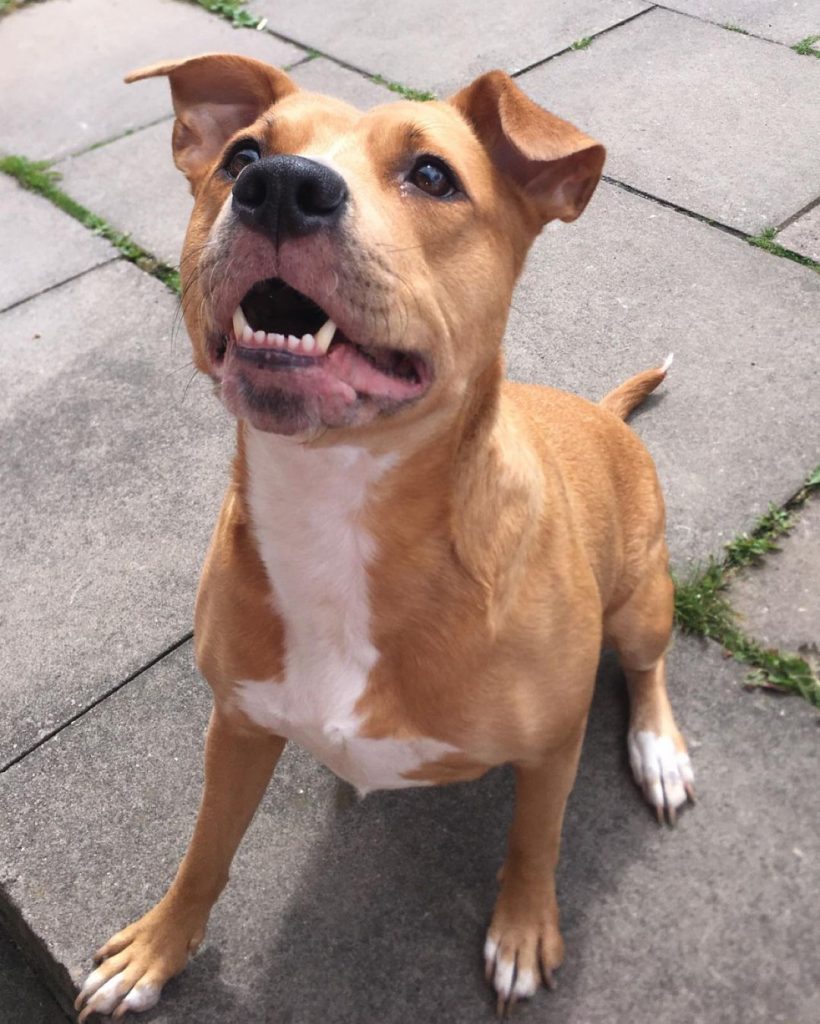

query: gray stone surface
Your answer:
[291,56,396,108]
[53,62,393,270]
[0,260,232,769]
[56,120,191,270]
[728,494,820,654]
[0,175,114,311]
[0,929,67,1024]
[251,0,650,95]
[663,0,820,45]
[1,4,819,1023]
[517,7,820,233]
[0,0,303,161]
[779,203,820,261]
[505,180,820,567]
[0,636,817,1023]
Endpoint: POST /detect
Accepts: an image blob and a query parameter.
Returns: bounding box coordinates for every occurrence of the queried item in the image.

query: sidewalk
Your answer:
[1,1,818,1021]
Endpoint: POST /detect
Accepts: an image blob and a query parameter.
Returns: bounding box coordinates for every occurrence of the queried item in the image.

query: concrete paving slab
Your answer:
[505,180,820,567]
[0,929,67,1024]
[0,175,115,311]
[662,0,820,45]
[517,7,820,233]
[0,0,303,162]
[291,56,396,108]
[779,203,820,262]
[55,120,191,270]
[728,494,820,654]
[53,63,393,269]
[0,636,817,1023]
[0,260,232,769]
[250,0,650,95]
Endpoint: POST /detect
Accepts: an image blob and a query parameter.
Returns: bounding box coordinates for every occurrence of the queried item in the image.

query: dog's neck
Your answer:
[233,353,506,528]
[232,354,539,624]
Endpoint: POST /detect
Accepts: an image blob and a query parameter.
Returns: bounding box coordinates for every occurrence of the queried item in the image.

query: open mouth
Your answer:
[213,277,429,403]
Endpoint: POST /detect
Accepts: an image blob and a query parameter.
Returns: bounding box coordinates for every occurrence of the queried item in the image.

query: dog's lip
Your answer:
[208,276,432,402]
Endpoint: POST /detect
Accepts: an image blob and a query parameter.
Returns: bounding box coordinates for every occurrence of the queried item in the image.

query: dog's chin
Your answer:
[219,370,370,436]
[218,359,415,437]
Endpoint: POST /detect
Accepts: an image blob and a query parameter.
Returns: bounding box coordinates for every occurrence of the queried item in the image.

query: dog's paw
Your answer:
[483,911,563,1017]
[628,728,695,825]
[75,901,206,1021]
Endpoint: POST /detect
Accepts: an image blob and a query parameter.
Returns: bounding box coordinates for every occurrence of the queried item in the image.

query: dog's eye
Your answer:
[408,158,458,199]
[224,143,261,180]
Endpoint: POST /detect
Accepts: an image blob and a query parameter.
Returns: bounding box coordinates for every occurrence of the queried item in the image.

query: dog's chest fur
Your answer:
[233,428,457,795]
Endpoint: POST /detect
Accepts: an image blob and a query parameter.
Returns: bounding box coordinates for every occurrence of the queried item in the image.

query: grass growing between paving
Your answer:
[188,0,266,29]
[371,75,437,102]
[571,37,594,50]
[0,0,46,16]
[792,35,820,58]
[0,0,29,17]
[0,155,180,294]
[674,468,820,706]
[748,228,820,273]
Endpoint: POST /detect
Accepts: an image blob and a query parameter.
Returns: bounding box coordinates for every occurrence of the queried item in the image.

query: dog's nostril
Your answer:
[233,164,268,211]
[296,176,347,216]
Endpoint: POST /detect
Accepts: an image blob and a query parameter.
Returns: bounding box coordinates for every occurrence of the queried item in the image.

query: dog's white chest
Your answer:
[234,430,456,794]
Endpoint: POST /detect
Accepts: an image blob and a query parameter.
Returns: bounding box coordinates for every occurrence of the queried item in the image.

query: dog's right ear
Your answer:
[125,53,298,188]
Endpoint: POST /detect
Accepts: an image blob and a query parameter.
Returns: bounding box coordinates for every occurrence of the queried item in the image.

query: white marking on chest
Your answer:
[235,429,458,795]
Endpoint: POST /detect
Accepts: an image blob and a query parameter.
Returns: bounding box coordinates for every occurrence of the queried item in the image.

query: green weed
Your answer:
[748,227,820,273]
[371,75,437,102]
[189,0,265,29]
[674,468,820,706]
[792,35,820,57]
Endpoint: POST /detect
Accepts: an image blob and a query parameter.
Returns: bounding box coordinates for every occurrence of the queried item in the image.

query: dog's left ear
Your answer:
[450,70,605,225]
[125,53,298,188]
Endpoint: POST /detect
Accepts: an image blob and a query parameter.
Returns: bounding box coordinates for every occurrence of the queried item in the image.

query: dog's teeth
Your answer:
[235,324,329,354]
[232,306,248,339]
[314,319,337,355]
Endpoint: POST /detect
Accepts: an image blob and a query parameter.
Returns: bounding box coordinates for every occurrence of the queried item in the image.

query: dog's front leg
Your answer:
[76,708,285,1021]
[484,731,585,1015]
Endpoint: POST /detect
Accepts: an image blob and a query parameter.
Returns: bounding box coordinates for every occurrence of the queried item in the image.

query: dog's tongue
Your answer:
[326,343,423,401]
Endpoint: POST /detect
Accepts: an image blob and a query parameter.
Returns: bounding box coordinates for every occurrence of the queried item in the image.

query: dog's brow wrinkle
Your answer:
[395,122,430,150]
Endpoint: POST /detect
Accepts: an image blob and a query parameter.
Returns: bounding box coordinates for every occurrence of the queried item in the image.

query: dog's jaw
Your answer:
[185,196,439,439]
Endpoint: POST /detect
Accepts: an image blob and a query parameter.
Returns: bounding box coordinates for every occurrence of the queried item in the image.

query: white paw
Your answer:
[483,936,539,1012]
[76,965,161,1022]
[628,729,695,824]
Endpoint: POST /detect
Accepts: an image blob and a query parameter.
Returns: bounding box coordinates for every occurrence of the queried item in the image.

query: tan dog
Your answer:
[76,54,694,1021]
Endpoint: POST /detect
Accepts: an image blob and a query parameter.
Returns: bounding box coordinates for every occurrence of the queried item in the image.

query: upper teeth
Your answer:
[231,305,336,355]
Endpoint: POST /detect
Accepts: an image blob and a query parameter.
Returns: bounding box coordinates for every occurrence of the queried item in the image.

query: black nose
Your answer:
[232,155,348,241]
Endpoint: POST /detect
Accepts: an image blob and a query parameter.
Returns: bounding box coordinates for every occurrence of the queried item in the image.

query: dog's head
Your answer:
[128,54,604,444]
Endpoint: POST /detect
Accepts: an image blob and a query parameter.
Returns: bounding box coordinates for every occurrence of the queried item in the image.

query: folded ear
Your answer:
[449,70,605,225]
[125,53,298,187]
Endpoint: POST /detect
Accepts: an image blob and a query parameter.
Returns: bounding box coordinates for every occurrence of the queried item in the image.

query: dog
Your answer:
[75,53,694,1021]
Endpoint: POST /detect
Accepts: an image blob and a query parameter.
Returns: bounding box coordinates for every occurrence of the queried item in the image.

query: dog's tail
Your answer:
[599,353,673,420]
